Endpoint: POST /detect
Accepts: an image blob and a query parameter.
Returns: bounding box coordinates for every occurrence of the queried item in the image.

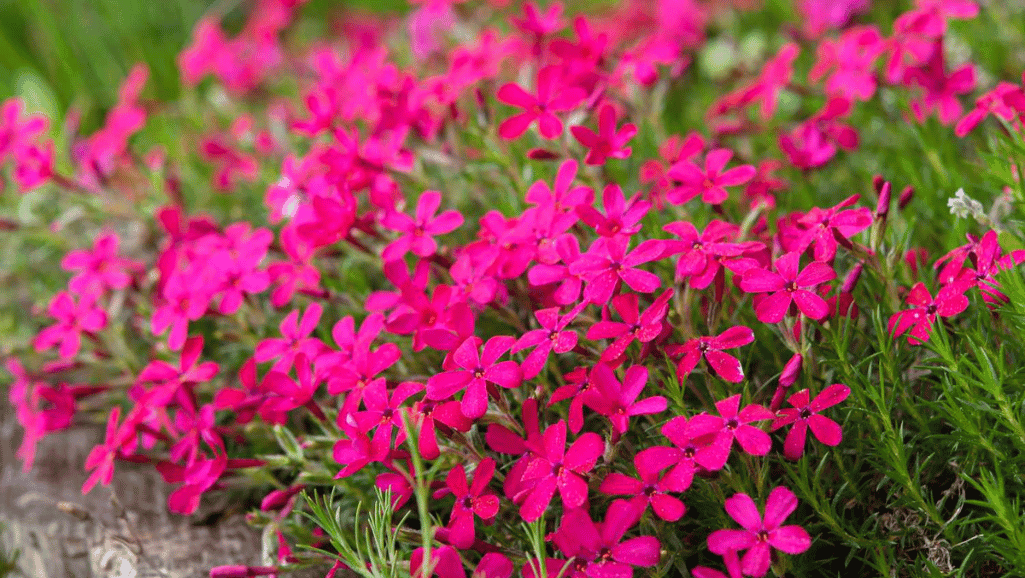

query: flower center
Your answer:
[799,407,812,419]
[725,418,740,430]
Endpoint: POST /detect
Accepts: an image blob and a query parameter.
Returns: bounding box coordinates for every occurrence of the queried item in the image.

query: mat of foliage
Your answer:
[3,0,1025,577]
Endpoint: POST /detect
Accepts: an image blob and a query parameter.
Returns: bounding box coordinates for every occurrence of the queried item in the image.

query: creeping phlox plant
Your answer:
[4,0,1025,577]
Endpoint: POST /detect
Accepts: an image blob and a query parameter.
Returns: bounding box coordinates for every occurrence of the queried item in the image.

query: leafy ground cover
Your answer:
[3,0,1025,577]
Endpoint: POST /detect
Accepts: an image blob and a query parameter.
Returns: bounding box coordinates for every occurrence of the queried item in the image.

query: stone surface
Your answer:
[0,396,268,578]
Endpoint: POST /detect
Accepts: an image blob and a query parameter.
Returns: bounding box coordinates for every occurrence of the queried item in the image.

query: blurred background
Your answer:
[0,0,406,131]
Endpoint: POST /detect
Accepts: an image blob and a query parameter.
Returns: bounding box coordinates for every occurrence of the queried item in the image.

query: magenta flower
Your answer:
[513,304,584,379]
[740,252,837,323]
[137,335,220,408]
[904,39,976,125]
[528,234,585,306]
[792,195,873,262]
[662,219,752,286]
[586,290,672,363]
[576,184,650,239]
[82,407,131,494]
[497,66,585,139]
[669,325,754,383]
[689,395,775,470]
[551,500,660,578]
[666,148,756,205]
[525,159,595,214]
[61,232,142,296]
[584,364,667,437]
[426,336,522,420]
[779,97,859,169]
[254,303,328,374]
[600,452,686,521]
[771,384,850,460]
[380,190,464,262]
[571,104,637,165]
[519,419,603,522]
[707,487,812,578]
[888,276,972,345]
[436,457,500,548]
[570,236,665,304]
[33,292,108,359]
[645,414,730,490]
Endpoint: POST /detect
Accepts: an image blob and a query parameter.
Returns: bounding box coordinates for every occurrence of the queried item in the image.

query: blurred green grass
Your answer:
[0,0,219,130]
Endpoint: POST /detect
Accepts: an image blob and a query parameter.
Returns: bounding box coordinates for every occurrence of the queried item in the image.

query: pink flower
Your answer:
[903,39,976,125]
[662,220,755,288]
[809,26,885,101]
[61,233,142,296]
[792,195,873,262]
[254,303,328,374]
[584,364,667,436]
[518,419,603,522]
[586,290,672,363]
[82,407,132,494]
[576,184,650,239]
[707,487,811,578]
[34,292,108,359]
[513,304,584,379]
[667,149,756,205]
[740,253,837,323]
[888,275,973,344]
[570,236,665,304]
[426,336,522,419]
[551,500,660,578]
[435,457,501,548]
[688,395,775,470]
[599,452,686,521]
[779,97,859,169]
[668,325,754,383]
[771,384,850,460]
[571,104,637,165]
[497,66,585,139]
[381,190,464,262]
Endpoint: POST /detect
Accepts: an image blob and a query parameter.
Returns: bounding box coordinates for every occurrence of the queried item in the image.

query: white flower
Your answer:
[947,188,984,220]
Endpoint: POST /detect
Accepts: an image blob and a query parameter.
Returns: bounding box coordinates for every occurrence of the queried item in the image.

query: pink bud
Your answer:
[260,485,305,512]
[872,175,886,194]
[210,566,278,578]
[875,181,891,218]
[527,148,560,160]
[842,263,863,293]
[780,353,803,387]
[898,185,914,210]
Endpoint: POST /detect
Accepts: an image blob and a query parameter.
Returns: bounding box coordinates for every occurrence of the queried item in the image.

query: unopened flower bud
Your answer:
[210,565,278,578]
[842,263,863,293]
[872,174,886,194]
[770,353,804,412]
[875,181,891,219]
[260,484,305,512]
[898,185,914,210]
[779,353,803,387]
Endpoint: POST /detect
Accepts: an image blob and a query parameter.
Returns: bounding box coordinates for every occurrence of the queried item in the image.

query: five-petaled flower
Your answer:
[707,486,812,578]
[771,384,850,460]
[740,252,837,323]
[571,104,637,165]
[426,336,522,419]
[497,66,585,139]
